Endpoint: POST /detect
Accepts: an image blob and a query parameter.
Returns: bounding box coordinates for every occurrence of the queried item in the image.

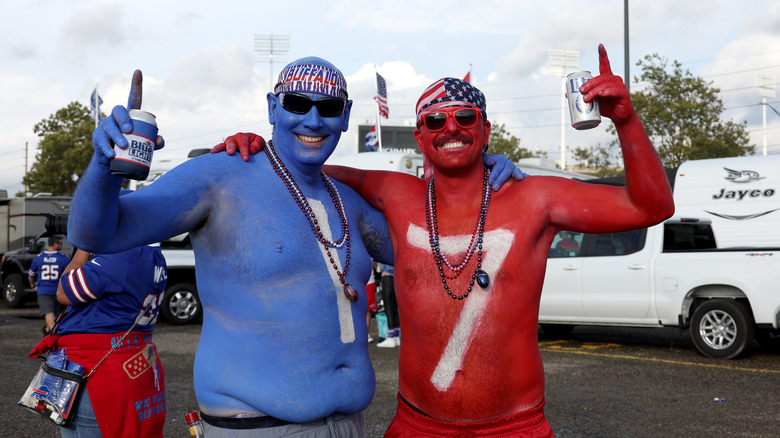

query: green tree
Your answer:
[571,144,623,177]
[23,102,97,196]
[488,122,546,161]
[630,54,754,167]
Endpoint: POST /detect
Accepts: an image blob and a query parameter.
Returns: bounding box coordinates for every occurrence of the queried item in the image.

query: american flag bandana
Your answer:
[415,77,486,119]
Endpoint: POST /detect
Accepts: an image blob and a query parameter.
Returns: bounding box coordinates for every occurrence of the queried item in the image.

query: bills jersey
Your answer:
[29,251,70,295]
[57,245,167,334]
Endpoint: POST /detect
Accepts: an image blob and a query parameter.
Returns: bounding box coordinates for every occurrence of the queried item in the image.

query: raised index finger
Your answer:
[598,44,613,76]
[127,69,143,110]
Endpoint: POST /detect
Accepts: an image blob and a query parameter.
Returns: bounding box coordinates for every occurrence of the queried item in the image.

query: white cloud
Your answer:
[57,4,129,64]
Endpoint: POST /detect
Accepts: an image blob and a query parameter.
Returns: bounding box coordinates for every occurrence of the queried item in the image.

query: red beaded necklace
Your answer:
[264,140,358,302]
[425,166,492,300]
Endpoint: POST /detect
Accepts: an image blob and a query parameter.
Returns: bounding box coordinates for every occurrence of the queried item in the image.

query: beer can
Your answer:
[110,109,158,180]
[566,71,601,130]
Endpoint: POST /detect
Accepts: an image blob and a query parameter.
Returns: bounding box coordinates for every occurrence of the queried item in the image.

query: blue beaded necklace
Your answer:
[425,166,492,300]
[264,140,358,302]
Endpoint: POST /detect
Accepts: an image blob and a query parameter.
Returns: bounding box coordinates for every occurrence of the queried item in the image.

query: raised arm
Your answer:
[69,70,199,252]
[548,45,674,232]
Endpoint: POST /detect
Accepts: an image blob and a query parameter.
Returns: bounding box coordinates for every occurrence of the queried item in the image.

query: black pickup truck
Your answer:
[1,214,72,308]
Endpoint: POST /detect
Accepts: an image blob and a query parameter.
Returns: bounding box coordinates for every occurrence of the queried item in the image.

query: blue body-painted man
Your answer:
[68,57,395,436]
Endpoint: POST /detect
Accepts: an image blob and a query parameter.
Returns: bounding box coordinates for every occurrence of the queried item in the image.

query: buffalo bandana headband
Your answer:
[274,63,348,99]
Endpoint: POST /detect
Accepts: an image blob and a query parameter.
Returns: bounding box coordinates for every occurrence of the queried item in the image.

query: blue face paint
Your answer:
[268,57,352,172]
[268,92,352,169]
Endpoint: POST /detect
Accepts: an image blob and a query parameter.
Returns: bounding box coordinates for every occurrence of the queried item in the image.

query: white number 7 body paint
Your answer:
[311,199,356,344]
[407,224,514,391]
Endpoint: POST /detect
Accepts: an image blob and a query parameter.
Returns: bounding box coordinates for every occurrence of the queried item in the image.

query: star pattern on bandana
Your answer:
[423,78,486,116]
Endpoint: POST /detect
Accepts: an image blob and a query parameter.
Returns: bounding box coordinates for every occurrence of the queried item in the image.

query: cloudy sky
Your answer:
[3,0,780,194]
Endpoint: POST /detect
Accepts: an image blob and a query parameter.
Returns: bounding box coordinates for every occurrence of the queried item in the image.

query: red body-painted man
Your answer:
[217,45,675,437]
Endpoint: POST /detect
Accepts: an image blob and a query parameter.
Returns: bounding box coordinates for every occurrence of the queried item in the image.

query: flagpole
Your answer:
[94,82,99,128]
[374,66,383,152]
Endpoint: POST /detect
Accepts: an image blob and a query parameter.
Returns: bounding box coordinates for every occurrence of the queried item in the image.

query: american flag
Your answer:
[365,125,378,151]
[374,73,389,118]
[90,86,103,124]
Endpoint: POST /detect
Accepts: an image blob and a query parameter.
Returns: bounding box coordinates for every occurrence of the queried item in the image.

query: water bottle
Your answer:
[185,411,207,437]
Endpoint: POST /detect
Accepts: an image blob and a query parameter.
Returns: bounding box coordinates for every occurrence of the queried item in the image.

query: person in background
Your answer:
[28,235,69,335]
[366,264,378,343]
[555,231,580,251]
[27,237,168,437]
[376,263,399,348]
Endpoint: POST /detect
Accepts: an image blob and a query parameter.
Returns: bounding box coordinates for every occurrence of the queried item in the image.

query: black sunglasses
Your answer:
[279,92,346,118]
[422,108,481,131]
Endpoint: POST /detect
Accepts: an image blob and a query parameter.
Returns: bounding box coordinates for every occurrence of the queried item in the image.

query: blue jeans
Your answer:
[60,388,102,438]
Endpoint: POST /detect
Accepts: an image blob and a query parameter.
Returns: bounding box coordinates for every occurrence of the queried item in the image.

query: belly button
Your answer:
[274,243,283,253]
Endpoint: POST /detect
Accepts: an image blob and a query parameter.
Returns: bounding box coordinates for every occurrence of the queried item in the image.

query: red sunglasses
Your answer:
[421,106,483,131]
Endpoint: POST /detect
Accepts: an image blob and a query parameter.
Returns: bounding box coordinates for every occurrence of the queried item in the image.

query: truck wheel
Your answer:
[160,283,201,325]
[690,299,754,359]
[540,324,574,338]
[3,274,26,308]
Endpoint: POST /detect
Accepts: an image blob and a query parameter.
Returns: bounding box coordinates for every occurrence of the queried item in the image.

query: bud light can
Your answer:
[566,71,601,130]
[110,109,158,180]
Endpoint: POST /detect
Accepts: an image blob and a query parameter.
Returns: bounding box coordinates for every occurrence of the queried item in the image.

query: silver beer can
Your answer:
[566,71,601,130]
[110,109,158,180]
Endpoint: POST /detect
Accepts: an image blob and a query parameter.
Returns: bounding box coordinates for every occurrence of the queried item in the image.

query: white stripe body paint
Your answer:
[310,199,356,344]
[407,224,514,391]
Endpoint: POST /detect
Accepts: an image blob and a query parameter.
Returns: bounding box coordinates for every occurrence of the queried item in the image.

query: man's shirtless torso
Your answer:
[329,158,669,423]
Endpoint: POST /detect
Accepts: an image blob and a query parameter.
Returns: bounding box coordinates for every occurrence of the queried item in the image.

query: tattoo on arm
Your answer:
[358,208,393,265]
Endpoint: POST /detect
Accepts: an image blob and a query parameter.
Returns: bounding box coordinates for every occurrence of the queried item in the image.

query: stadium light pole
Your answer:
[254,34,290,90]
[756,72,776,156]
[624,0,630,94]
[548,49,580,170]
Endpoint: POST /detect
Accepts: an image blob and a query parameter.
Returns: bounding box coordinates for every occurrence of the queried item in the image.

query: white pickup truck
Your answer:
[539,218,780,359]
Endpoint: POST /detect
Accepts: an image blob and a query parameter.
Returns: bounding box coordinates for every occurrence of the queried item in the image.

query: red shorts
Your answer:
[384,394,554,438]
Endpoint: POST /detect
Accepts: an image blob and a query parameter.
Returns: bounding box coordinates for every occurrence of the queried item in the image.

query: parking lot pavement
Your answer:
[2,306,778,437]
[540,327,780,437]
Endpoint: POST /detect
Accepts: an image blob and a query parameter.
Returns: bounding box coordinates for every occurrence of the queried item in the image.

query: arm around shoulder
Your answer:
[324,165,400,212]
[354,189,394,266]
